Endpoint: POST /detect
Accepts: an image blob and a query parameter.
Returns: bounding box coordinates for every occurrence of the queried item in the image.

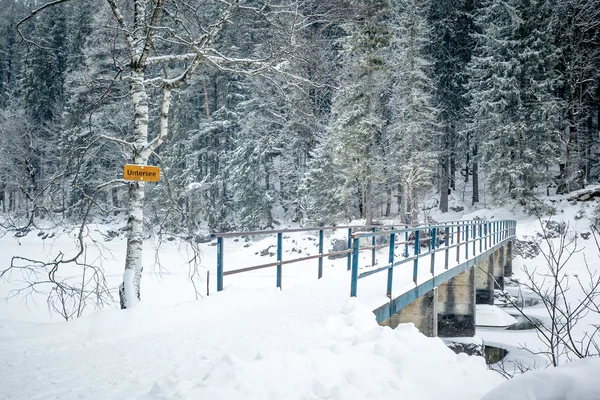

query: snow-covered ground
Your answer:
[1,188,600,399]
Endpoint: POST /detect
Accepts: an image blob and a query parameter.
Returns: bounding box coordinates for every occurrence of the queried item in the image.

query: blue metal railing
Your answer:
[211,224,397,291]
[211,220,516,293]
[349,220,517,300]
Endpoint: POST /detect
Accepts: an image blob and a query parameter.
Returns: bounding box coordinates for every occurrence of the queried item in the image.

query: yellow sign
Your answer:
[123,164,160,182]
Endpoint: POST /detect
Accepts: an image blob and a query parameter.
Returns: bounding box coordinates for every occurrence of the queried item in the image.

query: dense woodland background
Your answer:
[1,0,599,233]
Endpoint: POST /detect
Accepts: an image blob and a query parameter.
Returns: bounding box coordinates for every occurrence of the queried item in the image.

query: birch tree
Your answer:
[18,0,300,309]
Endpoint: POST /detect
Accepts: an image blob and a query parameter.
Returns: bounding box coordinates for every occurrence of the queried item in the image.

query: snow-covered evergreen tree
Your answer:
[552,0,600,193]
[325,0,391,225]
[301,130,347,224]
[465,0,559,203]
[428,0,479,210]
[386,0,438,224]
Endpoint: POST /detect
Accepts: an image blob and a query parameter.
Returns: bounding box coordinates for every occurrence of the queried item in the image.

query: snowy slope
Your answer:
[0,283,502,400]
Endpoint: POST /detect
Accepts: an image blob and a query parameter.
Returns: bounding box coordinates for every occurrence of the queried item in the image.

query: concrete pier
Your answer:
[475,253,495,305]
[377,239,514,340]
[437,267,476,337]
[493,247,505,290]
[505,241,513,277]
[381,288,438,337]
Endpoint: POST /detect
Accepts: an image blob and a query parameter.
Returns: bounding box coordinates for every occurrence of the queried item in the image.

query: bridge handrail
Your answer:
[349,220,517,300]
[351,220,494,238]
[210,220,473,238]
[212,219,515,292]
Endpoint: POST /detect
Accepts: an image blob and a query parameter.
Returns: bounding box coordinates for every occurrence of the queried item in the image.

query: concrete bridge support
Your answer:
[493,248,505,290]
[475,244,511,305]
[382,288,438,336]
[505,241,513,277]
[475,253,495,305]
[437,267,476,337]
[379,240,514,339]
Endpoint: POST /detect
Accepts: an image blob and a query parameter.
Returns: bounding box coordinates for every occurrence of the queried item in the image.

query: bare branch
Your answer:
[105,0,136,60]
[16,0,75,49]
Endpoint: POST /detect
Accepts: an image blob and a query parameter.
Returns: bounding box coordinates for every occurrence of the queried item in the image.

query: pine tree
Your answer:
[19,4,70,210]
[386,0,438,224]
[465,0,559,203]
[302,130,347,224]
[428,0,479,210]
[516,0,561,196]
[326,0,391,225]
[552,0,600,193]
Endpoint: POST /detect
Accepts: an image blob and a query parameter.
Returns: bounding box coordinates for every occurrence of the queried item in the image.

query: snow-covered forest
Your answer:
[2,1,600,398]
[1,0,599,231]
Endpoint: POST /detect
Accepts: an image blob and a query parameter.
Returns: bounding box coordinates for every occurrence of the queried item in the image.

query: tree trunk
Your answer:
[265,161,273,228]
[112,187,120,216]
[120,69,149,310]
[562,104,579,194]
[365,179,373,226]
[450,128,456,191]
[405,184,412,225]
[472,144,479,205]
[464,148,470,183]
[385,185,391,217]
[440,155,449,213]
[411,189,418,225]
[396,183,402,214]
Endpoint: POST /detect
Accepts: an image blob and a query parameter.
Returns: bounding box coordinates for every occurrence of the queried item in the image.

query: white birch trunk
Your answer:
[120,69,149,309]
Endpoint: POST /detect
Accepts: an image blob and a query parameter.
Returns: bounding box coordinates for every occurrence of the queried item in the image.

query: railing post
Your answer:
[277,232,283,289]
[498,221,501,243]
[472,222,476,257]
[347,228,352,271]
[444,227,449,269]
[413,230,420,284]
[495,221,498,243]
[428,228,432,252]
[405,228,409,257]
[351,237,360,297]
[451,222,455,244]
[318,229,324,279]
[489,222,492,248]
[479,222,483,253]
[465,224,469,259]
[456,225,461,264]
[371,227,376,266]
[387,232,395,298]
[217,236,224,292]
[495,221,499,244]
[430,227,437,275]
[484,222,488,250]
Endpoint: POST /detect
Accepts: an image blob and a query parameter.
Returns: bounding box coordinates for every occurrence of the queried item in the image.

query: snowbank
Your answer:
[141,299,502,400]
[481,357,600,400]
[476,305,518,327]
